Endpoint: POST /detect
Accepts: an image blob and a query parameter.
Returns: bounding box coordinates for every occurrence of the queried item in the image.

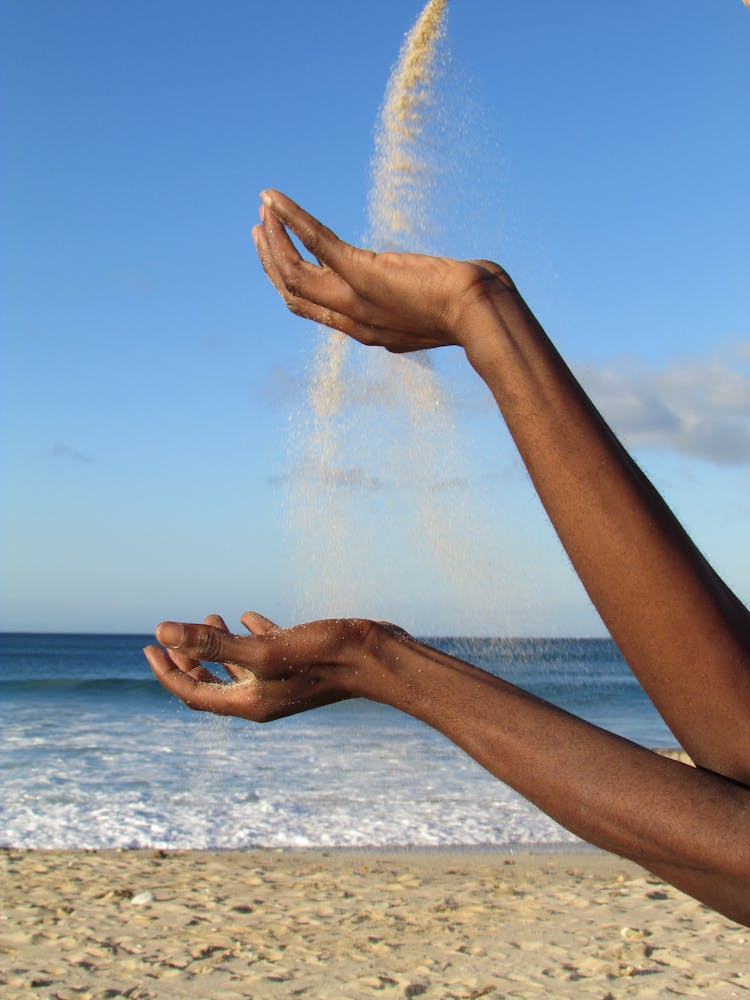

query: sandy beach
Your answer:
[1,847,747,999]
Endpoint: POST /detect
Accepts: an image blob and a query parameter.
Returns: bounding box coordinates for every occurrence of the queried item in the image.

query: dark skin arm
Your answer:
[251,190,750,786]
[145,612,750,926]
[145,189,750,926]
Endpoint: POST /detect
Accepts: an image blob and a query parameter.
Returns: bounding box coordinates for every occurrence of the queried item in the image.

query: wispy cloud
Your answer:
[270,465,385,491]
[51,442,96,464]
[430,477,470,491]
[576,339,750,466]
[270,464,474,493]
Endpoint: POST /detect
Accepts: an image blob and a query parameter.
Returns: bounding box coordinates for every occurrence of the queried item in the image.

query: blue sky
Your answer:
[2,0,749,635]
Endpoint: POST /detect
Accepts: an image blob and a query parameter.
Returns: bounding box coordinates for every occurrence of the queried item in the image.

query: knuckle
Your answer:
[280,260,306,297]
[253,639,273,672]
[286,296,306,318]
[300,222,320,254]
[197,628,223,662]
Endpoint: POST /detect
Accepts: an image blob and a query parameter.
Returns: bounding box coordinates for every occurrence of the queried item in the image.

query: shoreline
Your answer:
[2,847,746,998]
[0,845,625,863]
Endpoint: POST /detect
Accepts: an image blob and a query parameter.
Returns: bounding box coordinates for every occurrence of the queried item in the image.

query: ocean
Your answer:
[0,633,676,851]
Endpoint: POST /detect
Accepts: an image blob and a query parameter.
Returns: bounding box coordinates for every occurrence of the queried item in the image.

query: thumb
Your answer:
[156,621,252,666]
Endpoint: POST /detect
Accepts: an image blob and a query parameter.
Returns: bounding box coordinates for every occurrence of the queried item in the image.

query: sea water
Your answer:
[0,632,675,850]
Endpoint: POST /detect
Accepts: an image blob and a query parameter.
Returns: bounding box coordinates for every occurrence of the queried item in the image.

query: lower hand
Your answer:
[144,612,384,722]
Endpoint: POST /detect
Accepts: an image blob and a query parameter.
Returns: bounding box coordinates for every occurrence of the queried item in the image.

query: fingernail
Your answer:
[260,190,272,206]
[157,622,184,648]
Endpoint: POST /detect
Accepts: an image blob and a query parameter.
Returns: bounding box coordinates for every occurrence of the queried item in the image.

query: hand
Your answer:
[252,190,516,354]
[144,612,379,722]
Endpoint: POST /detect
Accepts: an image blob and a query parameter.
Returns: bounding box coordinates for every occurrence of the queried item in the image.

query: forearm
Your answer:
[357,629,750,925]
[455,287,750,780]
[147,613,750,923]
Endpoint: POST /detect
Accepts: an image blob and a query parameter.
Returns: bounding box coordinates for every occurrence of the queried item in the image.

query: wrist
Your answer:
[325,619,391,701]
[454,280,536,376]
[343,624,444,716]
[336,621,401,702]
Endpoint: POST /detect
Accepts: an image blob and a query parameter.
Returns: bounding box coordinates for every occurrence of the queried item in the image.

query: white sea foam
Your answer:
[0,699,578,850]
[0,634,672,851]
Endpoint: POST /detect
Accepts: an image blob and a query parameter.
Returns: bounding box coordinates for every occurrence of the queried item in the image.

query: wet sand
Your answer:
[1,847,747,998]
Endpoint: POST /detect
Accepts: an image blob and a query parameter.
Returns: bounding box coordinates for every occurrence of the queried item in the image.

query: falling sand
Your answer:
[287,0,507,631]
[369,0,448,251]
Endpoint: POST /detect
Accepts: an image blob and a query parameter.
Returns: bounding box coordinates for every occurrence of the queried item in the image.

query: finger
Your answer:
[260,189,354,274]
[254,222,317,309]
[240,610,280,635]
[261,193,394,316]
[169,647,222,684]
[144,645,230,714]
[146,643,223,685]
[163,615,228,682]
[156,621,266,670]
[260,208,368,321]
[204,613,246,682]
[259,206,324,285]
[205,612,229,631]
[256,220,445,350]
[253,224,382,345]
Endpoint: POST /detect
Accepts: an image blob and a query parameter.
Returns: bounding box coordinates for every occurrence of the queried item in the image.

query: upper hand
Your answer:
[252,190,515,354]
[144,611,380,722]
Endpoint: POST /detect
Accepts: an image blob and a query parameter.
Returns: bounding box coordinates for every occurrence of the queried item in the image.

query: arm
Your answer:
[145,615,750,926]
[253,190,750,784]
[456,288,750,783]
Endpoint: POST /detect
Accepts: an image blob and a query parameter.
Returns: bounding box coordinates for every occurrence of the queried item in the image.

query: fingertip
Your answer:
[143,644,167,676]
[239,610,259,633]
[156,621,184,649]
[240,610,279,635]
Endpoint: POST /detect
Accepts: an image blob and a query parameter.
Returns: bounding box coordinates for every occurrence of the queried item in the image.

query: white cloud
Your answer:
[268,338,750,469]
[576,339,750,466]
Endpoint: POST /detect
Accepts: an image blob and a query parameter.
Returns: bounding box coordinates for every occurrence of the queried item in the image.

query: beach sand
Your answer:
[1,847,747,999]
